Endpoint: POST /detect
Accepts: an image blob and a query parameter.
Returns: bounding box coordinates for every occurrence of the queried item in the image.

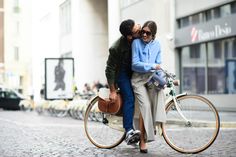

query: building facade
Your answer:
[0,0,4,84]
[109,0,236,110]
[175,0,236,109]
[31,0,108,100]
[4,0,32,95]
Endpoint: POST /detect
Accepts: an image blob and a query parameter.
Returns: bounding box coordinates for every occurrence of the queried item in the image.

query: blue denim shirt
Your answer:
[131,38,161,73]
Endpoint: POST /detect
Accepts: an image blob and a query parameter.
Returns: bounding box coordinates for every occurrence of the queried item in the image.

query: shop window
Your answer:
[183,67,206,94]
[190,45,200,58]
[214,41,222,59]
[233,39,236,58]
[225,60,236,94]
[181,44,206,94]
[207,41,225,94]
[208,67,225,94]
[224,41,229,59]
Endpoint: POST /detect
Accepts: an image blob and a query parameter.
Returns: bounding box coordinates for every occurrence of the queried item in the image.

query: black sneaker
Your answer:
[125,129,141,145]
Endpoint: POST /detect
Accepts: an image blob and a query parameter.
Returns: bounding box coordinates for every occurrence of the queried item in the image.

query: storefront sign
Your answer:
[191,23,232,42]
[175,14,236,47]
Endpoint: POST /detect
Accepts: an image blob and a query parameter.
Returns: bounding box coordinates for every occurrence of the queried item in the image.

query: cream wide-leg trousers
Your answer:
[132,72,166,142]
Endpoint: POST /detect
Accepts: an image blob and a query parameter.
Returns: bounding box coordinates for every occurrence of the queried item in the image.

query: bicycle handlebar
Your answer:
[159,68,180,86]
[160,68,176,80]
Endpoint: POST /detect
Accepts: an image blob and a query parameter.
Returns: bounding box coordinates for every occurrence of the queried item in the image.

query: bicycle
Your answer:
[84,70,220,154]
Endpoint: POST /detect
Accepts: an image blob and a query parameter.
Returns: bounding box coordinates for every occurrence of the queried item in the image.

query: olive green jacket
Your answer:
[105,36,131,86]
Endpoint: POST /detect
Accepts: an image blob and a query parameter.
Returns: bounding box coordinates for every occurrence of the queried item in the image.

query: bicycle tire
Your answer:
[162,94,220,154]
[84,96,125,149]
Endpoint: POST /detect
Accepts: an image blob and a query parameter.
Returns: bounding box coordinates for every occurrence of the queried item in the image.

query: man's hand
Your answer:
[109,91,117,102]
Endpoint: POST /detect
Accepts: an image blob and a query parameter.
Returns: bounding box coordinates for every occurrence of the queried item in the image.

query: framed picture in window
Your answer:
[45,58,74,100]
[225,59,236,94]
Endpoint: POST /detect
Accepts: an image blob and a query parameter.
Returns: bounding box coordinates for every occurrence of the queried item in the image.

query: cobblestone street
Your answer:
[0,110,236,157]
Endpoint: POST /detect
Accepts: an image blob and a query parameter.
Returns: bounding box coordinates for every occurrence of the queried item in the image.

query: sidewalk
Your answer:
[219,111,236,128]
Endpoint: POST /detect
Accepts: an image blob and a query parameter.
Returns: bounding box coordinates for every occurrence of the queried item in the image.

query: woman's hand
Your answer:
[155,64,161,70]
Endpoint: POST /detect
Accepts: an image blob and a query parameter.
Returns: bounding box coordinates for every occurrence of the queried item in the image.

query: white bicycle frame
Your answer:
[165,93,190,123]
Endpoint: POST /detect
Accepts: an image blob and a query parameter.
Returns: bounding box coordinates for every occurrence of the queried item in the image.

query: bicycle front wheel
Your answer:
[162,95,220,154]
[84,96,125,149]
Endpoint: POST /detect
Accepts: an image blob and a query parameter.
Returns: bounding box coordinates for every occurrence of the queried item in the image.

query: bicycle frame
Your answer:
[163,69,190,124]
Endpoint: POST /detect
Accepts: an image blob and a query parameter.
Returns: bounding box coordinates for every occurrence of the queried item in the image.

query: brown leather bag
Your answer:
[98,93,123,116]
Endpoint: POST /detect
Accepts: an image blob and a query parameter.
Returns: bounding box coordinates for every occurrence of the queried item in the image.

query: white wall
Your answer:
[31,0,60,100]
[73,0,108,91]
[4,0,33,95]
[108,0,121,47]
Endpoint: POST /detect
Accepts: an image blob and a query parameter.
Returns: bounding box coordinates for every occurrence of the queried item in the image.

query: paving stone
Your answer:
[0,111,235,157]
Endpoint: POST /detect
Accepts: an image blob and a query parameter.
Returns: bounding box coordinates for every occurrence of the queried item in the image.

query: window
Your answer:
[233,39,236,58]
[60,0,71,35]
[213,7,221,19]
[180,17,189,28]
[207,41,224,94]
[181,44,207,94]
[224,41,229,59]
[224,38,236,59]
[206,10,212,21]
[0,0,3,8]
[14,47,19,61]
[0,91,4,98]
[180,39,236,94]
[20,76,23,86]
[231,1,236,13]
[191,14,200,24]
[214,41,222,59]
[190,44,200,58]
[5,91,18,99]
[220,4,231,17]
[13,0,20,13]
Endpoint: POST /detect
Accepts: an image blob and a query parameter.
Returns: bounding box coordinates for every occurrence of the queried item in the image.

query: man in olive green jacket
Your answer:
[105,19,141,145]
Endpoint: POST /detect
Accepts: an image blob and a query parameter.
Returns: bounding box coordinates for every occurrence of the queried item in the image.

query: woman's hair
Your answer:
[142,21,157,39]
[119,19,135,37]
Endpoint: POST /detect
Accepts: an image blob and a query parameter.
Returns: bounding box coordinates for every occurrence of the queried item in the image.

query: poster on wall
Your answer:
[225,59,236,94]
[45,58,74,100]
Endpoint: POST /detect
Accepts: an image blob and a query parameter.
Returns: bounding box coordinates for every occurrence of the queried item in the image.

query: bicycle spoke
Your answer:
[162,95,220,154]
[84,96,125,149]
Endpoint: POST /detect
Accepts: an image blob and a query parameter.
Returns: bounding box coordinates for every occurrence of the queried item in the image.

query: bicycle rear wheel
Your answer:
[162,95,220,154]
[84,96,125,149]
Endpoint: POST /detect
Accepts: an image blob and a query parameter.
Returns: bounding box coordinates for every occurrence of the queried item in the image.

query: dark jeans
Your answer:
[117,69,134,133]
